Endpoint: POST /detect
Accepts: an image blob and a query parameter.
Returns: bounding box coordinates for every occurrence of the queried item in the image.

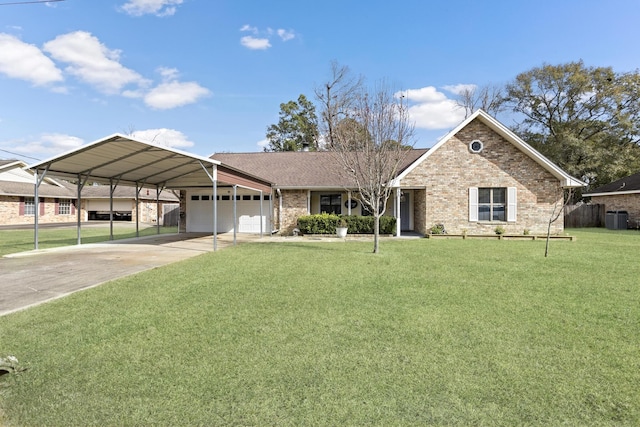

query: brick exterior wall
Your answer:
[277,189,308,234]
[0,196,83,225]
[590,194,640,229]
[401,119,564,235]
[0,196,175,226]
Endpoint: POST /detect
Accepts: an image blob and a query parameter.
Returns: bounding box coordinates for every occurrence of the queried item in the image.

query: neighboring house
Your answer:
[213,110,584,236]
[583,171,640,229]
[0,160,179,226]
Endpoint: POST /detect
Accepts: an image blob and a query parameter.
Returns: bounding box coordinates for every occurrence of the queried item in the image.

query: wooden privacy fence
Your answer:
[564,204,605,228]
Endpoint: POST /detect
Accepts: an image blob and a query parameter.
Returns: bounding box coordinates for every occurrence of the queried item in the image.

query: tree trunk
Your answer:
[373,214,380,254]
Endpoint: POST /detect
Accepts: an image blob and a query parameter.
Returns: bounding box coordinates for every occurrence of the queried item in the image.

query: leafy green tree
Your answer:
[264,94,319,151]
[503,61,640,193]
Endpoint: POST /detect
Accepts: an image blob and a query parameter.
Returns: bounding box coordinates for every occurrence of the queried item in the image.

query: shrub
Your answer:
[297,214,396,235]
[494,225,506,235]
[429,224,446,234]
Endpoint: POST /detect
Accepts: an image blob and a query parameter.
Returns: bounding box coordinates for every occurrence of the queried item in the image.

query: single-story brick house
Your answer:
[213,110,585,236]
[0,159,179,226]
[583,171,640,229]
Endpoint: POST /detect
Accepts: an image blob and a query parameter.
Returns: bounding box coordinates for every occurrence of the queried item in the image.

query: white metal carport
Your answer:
[27,133,273,250]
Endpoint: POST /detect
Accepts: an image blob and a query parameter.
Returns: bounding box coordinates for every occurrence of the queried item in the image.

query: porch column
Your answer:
[395,188,401,237]
[347,191,352,215]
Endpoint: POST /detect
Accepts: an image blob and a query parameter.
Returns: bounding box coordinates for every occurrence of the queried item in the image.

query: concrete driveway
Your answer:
[0,232,260,316]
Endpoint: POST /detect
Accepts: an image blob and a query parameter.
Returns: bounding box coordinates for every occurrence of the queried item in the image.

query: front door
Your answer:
[400,192,410,231]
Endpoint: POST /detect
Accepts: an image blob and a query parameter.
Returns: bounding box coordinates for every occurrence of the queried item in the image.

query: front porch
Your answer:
[276,188,425,236]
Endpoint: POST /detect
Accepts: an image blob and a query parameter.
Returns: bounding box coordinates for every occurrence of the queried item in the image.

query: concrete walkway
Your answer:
[0,232,261,316]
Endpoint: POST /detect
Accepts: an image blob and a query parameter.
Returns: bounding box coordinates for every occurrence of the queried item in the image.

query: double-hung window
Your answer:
[469,187,517,222]
[23,197,35,216]
[479,188,506,221]
[58,199,71,215]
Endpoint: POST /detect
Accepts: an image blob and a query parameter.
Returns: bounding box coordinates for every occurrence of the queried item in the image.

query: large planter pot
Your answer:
[336,227,348,238]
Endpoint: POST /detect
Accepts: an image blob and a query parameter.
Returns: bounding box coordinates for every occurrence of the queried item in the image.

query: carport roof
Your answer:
[27,134,272,192]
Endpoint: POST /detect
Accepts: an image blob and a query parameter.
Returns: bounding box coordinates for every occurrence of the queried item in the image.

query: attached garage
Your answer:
[186,190,271,233]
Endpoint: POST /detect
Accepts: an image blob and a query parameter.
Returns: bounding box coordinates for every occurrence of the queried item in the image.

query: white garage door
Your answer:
[186,191,270,233]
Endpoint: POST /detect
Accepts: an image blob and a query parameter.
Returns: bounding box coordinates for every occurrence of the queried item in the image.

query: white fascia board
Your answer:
[583,190,640,197]
[473,111,586,188]
[395,109,586,188]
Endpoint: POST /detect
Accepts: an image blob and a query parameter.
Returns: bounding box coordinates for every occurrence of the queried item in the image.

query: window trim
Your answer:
[469,187,516,223]
[469,139,484,153]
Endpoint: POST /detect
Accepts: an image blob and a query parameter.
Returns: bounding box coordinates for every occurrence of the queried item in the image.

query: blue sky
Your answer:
[0,0,638,162]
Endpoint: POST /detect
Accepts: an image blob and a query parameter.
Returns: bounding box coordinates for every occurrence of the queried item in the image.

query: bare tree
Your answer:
[456,84,504,118]
[545,186,574,257]
[316,63,416,253]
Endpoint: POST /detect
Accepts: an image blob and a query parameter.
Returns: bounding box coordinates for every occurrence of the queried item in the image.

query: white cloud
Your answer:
[144,80,210,109]
[2,133,85,158]
[0,33,63,86]
[240,36,271,50]
[240,25,258,34]
[240,25,295,50]
[120,0,183,17]
[43,31,148,94]
[256,138,268,150]
[131,128,194,148]
[399,86,466,130]
[442,84,477,95]
[277,29,295,41]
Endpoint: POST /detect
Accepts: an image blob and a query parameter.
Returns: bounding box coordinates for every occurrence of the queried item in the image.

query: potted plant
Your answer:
[336,218,348,238]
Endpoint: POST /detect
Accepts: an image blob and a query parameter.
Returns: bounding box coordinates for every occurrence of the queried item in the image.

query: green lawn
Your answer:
[1,229,639,426]
[0,224,178,257]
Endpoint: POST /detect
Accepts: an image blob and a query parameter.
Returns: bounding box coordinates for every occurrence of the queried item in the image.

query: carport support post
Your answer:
[34,169,40,250]
[135,182,140,238]
[76,174,89,245]
[156,185,160,235]
[259,190,263,238]
[233,185,237,246]
[109,179,114,240]
[213,174,217,251]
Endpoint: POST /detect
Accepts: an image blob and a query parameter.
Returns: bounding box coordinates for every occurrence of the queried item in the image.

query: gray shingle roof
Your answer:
[211,149,429,188]
[585,171,640,195]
